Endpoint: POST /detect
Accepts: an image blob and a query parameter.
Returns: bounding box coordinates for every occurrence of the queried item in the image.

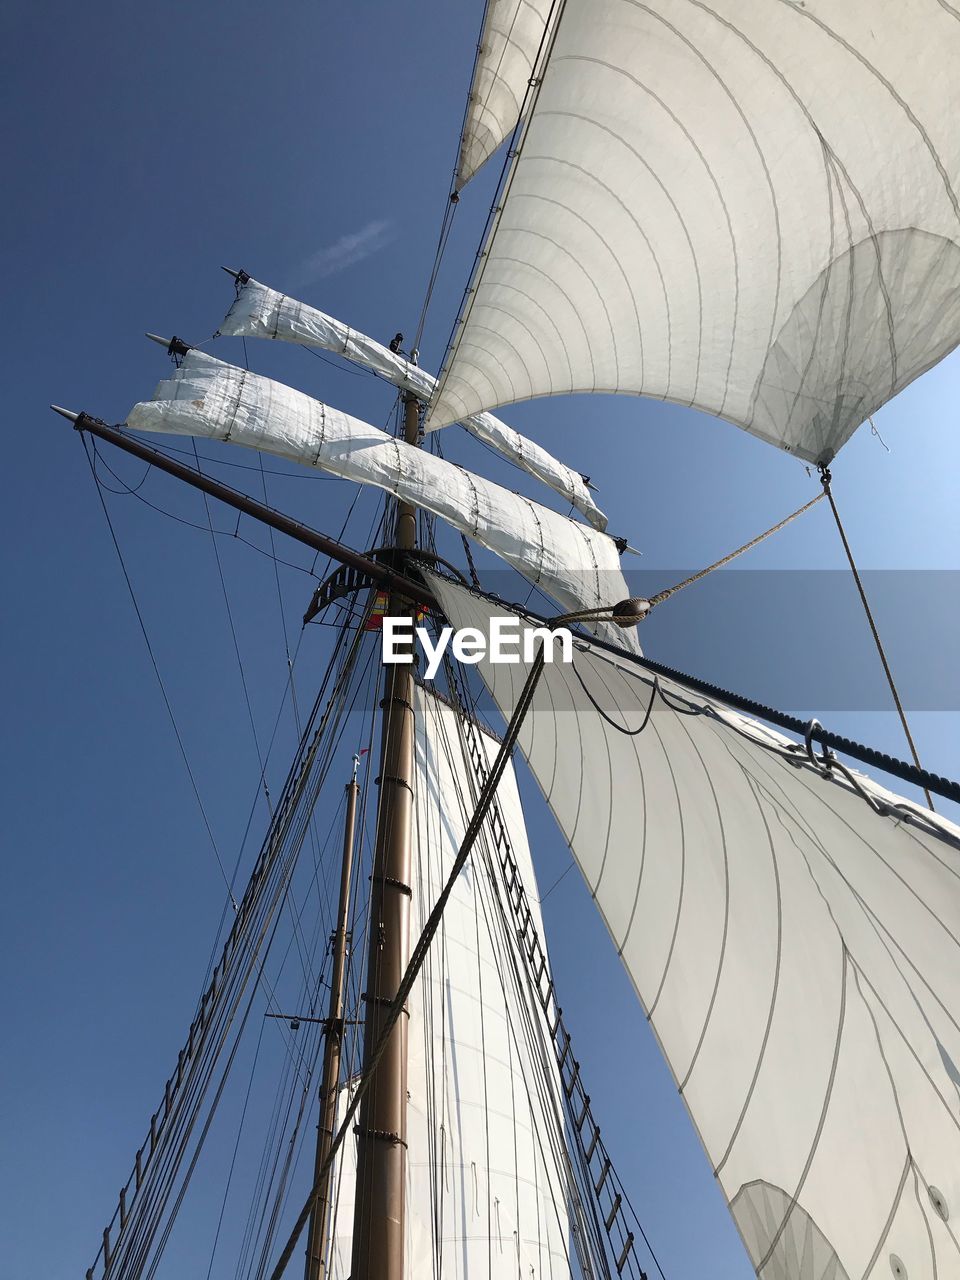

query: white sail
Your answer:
[427,573,960,1280]
[220,276,608,530]
[428,0,960,465]
[456,0,556,188]
[125,349,637,648]
[328,684,571,1277]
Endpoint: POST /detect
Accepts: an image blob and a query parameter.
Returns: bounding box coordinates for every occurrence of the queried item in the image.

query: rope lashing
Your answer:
[818,465,934,811]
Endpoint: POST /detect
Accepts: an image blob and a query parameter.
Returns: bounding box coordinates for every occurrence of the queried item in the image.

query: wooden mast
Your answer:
[304,756,360,1280]
[349,390,420,1280]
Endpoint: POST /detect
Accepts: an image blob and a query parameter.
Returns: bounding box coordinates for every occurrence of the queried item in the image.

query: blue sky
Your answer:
[1,2,958,1278]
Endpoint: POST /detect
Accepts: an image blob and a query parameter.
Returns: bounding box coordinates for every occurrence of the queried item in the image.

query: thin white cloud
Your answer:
[297,218,395,282]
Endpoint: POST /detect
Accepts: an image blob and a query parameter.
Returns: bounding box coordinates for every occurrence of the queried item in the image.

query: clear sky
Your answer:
[1,3,958,1279]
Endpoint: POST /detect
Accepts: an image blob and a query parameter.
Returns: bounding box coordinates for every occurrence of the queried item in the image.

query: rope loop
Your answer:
[803,718,835,772]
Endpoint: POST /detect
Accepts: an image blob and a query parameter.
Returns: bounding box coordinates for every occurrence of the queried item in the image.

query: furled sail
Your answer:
[219,276,607,530]
[427,573,960,1280]
[428,1,960,465]
[456,0,556,188]
[327,684,571,1276]
[125,350,637,647]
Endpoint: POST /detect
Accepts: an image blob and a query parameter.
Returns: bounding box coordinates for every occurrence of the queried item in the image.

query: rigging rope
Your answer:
[191,440,273,814]
[644,491,825,610]
[82,435,237,905]
[459,531,481,588]
[412,189,460,355]
[204,1018,267,1280]
[84,618,373,1280]
[89,437,323,581]
[560,491,826,630]
[818,466,934,811]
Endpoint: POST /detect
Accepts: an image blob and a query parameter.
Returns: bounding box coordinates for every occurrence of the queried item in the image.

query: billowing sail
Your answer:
[428,1,960,465]
[219,276,607,530]
[125,350,637,647]
[328,684,571,1276]
[456,0,556,188]
[427,573,960,1280]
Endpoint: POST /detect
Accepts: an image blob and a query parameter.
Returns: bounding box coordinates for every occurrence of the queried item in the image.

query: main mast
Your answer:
[349,391,420,1280]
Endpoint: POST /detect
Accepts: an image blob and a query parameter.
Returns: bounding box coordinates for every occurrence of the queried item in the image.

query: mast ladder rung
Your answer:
[549,1004,563,1038]
[585,1123,600,1161]
[575,1092,590,1131]
[605,1193,622,1233]
[557,1029,572,1067]
[595,1157,611,1195]
[563,1059,581,1098]
[615,1232,636,1274]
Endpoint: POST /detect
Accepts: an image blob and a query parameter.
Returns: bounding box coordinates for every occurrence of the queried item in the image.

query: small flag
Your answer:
[364,590,390,631]
[364,590,428,630]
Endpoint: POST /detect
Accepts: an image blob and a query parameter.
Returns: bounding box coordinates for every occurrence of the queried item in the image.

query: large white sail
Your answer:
[455,0,557,188]
[327,684,571,1277]
[219,276,608,530]
[428,0,960,465]
[125,350,637,648]
[427,573,960,1280]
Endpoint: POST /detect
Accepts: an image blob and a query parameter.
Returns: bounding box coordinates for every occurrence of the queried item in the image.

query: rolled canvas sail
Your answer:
[220,276,608,530]
[327,684,570,1276]
[428,0,960,465]
[125,350,637,648]
[427,573,960,1280]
